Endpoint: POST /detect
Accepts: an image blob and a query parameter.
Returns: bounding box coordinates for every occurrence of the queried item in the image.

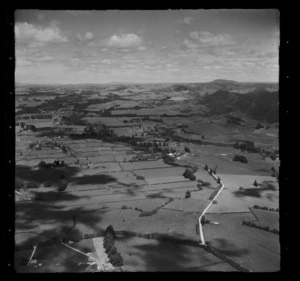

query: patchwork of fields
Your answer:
[14,82,280,272]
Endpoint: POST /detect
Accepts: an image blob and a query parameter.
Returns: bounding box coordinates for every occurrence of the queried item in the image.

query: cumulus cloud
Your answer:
[106,33,143,49]
[87,33,146,52]
[183,31,236,48]
[77,31,94,41]
[31,55,54,62]
[15,21,68,46]
[85,32,94,40]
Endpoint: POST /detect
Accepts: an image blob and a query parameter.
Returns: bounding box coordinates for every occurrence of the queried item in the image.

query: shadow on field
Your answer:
[146,192,169,199]
[121,233,220,271]
[15,189,109,272]
[206,238,249,257]
[16,199,108,245]
[16,164,80,183]
[233,180,277,198]
[70,174,116,185]
[36,243,93,273]
[109,182,144,197]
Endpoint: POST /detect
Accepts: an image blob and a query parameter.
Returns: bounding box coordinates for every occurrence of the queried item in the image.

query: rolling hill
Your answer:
[201,89,278,123]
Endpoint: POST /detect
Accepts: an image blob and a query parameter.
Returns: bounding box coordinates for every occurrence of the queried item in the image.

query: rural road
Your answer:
[198,168,225,245]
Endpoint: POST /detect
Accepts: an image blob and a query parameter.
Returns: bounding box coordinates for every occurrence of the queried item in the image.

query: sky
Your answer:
[15,9,280,84]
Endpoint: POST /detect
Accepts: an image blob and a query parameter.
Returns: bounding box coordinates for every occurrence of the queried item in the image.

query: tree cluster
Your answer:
[241,220,279,234]
[233,141,258,153]
[38,160,65,168]
[103,225,123,267]
[183,168,196,181]
[253,205,279,212]
[233,154,248,163]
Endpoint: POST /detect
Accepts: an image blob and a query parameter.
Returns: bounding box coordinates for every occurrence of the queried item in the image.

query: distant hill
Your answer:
[171,80,278,95]
[201,89,278,123]
[211,79,239,84]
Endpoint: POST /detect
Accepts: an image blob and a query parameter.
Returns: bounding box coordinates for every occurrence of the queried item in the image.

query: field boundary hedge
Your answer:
[241,220,279,235]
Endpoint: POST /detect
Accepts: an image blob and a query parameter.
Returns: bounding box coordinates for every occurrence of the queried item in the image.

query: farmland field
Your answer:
[15,79,280,272]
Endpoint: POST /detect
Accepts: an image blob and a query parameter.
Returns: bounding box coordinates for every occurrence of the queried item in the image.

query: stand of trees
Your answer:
[103,225,123,267]
[233,141,258,153]
[183,168,196,181]
[233,154,248,163]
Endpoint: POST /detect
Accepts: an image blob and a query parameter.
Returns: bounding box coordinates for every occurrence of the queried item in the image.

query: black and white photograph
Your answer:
[12,9,283,272]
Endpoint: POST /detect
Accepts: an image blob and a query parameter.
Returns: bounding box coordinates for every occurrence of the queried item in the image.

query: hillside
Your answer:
[201,89,278,123]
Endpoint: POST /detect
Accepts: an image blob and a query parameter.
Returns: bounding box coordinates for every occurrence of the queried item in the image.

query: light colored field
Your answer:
[184,149,274,176]
[163,198,210,213]
[207,174,279,214]
[78,162,122,174]
[87,155,115,163]
[115,236,237,271]
[86,143,105,148]
[120,160,170,171]
[145,176,189,185]
[137,181,196,191]
[133,167,185,178]
[113,154,136,162]
[36,153,66,159]
[16,160,30,166]
[204,213,280,272]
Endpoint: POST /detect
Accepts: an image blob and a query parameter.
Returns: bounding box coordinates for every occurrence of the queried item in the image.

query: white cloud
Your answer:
[77,31,94,41]
[15,21,68,46]
[184,31,236,48]
[16,58,33,67]
[106,33,143,49]
[182,39,198,49]
[31,55,53,62]
[85,32,94,40]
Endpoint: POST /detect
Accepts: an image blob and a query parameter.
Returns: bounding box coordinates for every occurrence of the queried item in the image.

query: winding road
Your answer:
[198,168,225,245]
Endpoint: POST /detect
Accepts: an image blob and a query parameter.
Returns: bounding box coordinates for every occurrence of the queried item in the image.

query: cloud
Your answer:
[15,21,68,46]
[85,32,94,40]
[183,31,236,48]
[77,31,94,41]
[182,39,198,49]
[31,55,54,62]
[176,16,194,25]
[87,33,146,52]
[106,33,143,49]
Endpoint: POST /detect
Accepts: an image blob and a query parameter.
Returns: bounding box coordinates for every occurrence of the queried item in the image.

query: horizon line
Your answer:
[15,80,279,86]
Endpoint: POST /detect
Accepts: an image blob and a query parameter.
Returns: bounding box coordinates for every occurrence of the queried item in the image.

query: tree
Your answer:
[105,225,116,240]
[183,168,193,179]
[233,154,248,164]
[185,191,191,198]
[57,181,68,191]
[184,146,190,153]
